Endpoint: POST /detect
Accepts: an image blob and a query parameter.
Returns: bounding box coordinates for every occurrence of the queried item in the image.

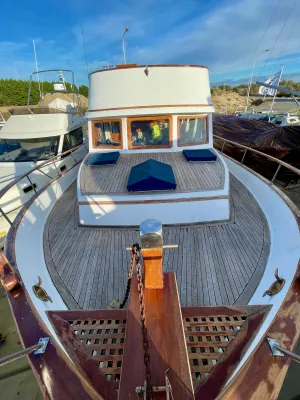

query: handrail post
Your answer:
[52,159,61,177]
[0,206,12,226]
[267,338,300,363]
[27,175,37,194]
[221,140,226,153]
[241,148,248,165]
[271,164,281,184]
[68,147,76,165]
[0,337,50,368]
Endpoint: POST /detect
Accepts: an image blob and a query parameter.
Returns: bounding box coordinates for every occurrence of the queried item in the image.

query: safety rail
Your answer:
[214,135,300,184]
[0,144,87,226]
[0,337,50,368]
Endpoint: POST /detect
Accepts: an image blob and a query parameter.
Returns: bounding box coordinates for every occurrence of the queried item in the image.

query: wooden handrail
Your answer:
[214,135,300,177]
[0,144,86,200]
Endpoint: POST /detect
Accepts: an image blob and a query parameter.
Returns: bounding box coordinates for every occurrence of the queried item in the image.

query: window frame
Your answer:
[177,115,209,147]
[62,127,84,152]
[92,119,123,149]
[127,115,172,150]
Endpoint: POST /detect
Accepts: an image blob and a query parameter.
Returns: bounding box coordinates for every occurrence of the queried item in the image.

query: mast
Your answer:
[32,40,42,99]
[122,27,129,64]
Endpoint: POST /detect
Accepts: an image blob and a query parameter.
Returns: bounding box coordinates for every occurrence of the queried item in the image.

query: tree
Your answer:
[0,79,89,107]
[79,85,88,97]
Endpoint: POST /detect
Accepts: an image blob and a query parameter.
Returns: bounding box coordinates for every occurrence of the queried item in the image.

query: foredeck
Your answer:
[44,174,270,310]
[80,151,225,195]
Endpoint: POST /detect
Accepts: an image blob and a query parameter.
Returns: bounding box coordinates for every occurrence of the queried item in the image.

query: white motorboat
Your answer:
[0,64,299,400]
[0,69,87,246]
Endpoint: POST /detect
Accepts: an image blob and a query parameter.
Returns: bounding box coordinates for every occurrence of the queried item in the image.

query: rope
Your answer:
[257,0,296,80]
[244,0,283,90]
[271,9,300,74]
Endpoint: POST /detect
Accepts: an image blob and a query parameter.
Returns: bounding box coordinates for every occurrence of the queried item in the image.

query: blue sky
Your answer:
[1,0,300,85]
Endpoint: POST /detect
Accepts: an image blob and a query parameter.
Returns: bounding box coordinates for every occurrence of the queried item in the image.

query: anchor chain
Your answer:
[120,244,154,399]
[135,246,154,400]
[119,243,139,309]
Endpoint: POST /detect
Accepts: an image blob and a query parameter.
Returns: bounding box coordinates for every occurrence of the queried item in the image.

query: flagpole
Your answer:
[270,65,284,113]
[245,48,269,111]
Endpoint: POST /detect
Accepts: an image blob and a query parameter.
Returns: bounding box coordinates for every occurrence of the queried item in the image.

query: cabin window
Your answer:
[127,117,171,149]
[178,116,208,146]
[62,127,83,152]
[0,137,59,162]
[92,120,122,148]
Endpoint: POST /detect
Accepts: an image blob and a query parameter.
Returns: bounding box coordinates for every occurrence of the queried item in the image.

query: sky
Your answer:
[1,0,300,86]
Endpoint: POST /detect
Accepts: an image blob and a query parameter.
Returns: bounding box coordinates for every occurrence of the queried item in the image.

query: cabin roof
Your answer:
[89,63,209,76]
[0,114,86,139]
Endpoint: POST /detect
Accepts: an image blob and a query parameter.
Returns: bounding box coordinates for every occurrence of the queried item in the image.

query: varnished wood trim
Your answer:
[4,161,106,400]
[92,118,123,149]
[88,104,213,113]
[89,64,208,75]
[217,260,300,400]
[177,115,209,147]
[78,195,229,206]
[126,115,172,150]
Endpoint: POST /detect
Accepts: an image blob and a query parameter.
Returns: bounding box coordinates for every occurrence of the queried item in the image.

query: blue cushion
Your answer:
[183,149,217,162]
[127,159,176,192]
[87,152,120,166]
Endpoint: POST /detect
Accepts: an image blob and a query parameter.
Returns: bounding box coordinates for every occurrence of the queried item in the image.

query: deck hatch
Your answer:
[182,305,271,398]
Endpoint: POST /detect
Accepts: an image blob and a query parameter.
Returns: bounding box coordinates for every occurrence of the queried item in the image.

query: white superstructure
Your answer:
[78,64,229,226]
[0,69,87,246]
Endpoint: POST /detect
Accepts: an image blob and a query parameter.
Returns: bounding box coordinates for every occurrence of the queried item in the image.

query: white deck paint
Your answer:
[77,150,230,225]
[13,166,80,357]
[224,155,300,382]
[9,155,300,379]
[79,197,230,225]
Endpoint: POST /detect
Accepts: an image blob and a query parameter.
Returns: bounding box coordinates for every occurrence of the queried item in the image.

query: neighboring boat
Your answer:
[0,112,6,130]
[0,69,87,247]
[235,109,300,126]
[1,64,300,399]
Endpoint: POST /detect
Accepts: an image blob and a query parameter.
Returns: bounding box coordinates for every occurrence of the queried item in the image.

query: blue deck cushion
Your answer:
[183,149,217,162]
[87,151,120,166]
[127,159,176,192]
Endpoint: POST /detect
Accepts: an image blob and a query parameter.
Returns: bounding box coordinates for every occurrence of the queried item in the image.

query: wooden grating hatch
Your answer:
[183,313,246,388]
[47,297,271,399]
[68,317,127,391]
[182,305,271,398]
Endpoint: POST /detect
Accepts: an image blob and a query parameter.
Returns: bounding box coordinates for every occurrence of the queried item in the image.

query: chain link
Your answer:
[119,244,139,309]
[135,245,154,400]
[120,243,154,399]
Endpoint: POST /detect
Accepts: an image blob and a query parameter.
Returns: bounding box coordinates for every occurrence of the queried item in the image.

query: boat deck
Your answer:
[44,174,270,310]
[79,151,225,195]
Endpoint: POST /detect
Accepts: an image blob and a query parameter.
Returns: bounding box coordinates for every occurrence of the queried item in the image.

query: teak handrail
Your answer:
[214,135,300,179]
[0,144,87,225]
[0,144,86,200]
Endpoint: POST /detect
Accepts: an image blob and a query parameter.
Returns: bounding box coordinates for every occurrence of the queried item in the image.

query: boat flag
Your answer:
[258,71,281,96]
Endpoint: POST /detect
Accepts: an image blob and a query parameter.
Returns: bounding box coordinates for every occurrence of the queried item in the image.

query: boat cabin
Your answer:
[1,64,300,400]
[78,64,230,226]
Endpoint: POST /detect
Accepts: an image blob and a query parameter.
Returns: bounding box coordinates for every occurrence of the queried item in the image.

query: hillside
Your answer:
[212,92,245,114]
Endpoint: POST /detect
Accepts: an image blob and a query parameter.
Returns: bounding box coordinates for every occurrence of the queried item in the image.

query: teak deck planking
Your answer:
[80,151,225,195]
[44,173,270,311]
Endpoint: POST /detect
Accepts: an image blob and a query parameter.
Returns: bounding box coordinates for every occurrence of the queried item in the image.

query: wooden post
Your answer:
[140,219,163,289]
[142,247,163,289]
